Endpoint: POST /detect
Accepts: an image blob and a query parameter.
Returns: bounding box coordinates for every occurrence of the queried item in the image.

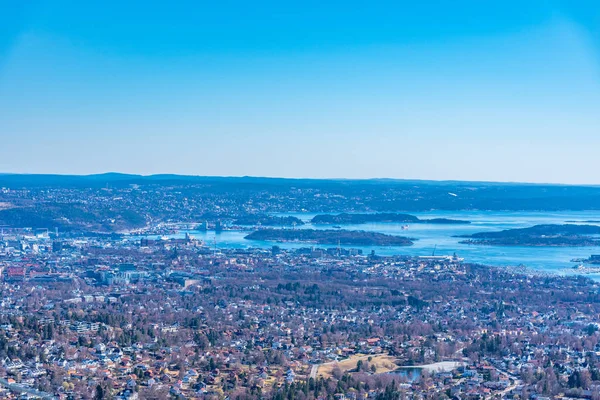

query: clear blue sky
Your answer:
[1,1,599,183]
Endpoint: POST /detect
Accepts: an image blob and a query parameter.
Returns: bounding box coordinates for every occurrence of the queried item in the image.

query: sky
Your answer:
[0,1,599,184]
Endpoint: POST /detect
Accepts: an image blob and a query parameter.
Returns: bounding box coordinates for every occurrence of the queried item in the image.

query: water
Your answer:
[390,368,422,382]
[132,210,600,277]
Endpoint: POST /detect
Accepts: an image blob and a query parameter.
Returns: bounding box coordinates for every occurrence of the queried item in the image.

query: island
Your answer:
[245,228,414,246]
[232,214,304,226]
[571,255,600,265]
[458,224,600,247]
[311,213,470,225]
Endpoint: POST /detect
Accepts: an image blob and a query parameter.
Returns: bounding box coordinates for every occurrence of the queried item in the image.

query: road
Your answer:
[495,378,521,399]
[310,365,319,379]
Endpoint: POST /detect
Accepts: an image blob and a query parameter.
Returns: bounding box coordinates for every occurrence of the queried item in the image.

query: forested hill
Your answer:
[1,175,600,232]
[1,173,600,211]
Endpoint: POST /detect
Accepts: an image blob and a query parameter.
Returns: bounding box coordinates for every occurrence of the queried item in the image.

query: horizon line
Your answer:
[0,171,599,187]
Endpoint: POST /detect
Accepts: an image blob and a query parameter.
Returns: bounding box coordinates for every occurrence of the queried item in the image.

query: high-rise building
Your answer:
[52,241,63,253]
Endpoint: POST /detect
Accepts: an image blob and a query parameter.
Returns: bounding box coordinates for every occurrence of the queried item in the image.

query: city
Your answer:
[1,178,600,399]
[2,1,600,399]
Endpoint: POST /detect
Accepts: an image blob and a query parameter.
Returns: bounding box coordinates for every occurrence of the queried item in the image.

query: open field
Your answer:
[316,354,399,378]
[398,361,465,373]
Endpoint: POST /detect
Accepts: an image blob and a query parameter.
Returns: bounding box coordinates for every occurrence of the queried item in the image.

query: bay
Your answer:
[133,210,600,277]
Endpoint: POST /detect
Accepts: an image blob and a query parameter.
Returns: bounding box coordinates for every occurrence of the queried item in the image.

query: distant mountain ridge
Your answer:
[0,173,598,188]
[3,174,600,215]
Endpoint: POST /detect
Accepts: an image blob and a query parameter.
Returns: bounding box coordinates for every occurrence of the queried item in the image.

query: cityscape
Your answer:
[2,1,600,399]
[1,177,600,399]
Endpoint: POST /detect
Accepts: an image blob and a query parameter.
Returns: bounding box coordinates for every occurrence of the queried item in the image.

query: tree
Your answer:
[94,384,104,400]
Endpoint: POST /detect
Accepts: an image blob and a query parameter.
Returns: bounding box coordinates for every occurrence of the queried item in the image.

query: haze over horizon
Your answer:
[1,1,599,184]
